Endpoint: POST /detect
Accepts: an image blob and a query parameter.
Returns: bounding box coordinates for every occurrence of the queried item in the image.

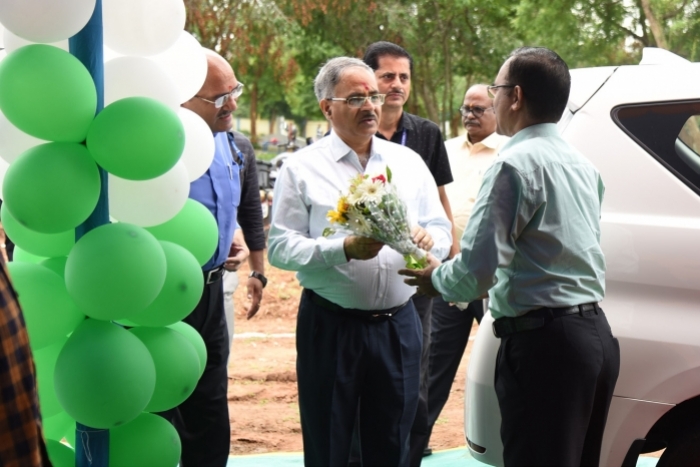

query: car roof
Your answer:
[568,48,697,114]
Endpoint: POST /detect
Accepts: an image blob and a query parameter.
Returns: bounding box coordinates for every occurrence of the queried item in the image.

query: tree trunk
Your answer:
[250,83,258,145]
[640,0,669,49]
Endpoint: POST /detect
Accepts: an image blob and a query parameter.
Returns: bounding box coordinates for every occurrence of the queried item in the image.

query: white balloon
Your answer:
[152,32,208,103]
[0,0,95,43]
[103,0,185,56]
[103,45,122,63]
[3,29,69,53]
[178,108,215,181]
[108,161,190,227]
[104,56,180,110]
[0,110,48,164]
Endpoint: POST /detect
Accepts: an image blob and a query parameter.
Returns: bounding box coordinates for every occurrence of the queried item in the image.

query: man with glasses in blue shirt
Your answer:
[170,49,252,467]
[268,56,451,467]
[401,47,620,466]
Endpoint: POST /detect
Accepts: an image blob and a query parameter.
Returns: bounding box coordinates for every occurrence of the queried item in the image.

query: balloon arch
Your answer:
[0,1,216,465]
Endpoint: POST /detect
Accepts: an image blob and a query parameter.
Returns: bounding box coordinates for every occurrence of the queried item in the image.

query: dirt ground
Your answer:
[228,252,476,455]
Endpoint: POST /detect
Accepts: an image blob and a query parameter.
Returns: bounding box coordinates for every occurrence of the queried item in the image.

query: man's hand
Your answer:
[225,229,249,271]
[343,236,384,261]
[411,226,434,252]
[399,253,441,297]
[245,276,263,319]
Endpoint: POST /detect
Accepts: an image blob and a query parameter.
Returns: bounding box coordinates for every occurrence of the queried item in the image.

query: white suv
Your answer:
[465,48,700,467]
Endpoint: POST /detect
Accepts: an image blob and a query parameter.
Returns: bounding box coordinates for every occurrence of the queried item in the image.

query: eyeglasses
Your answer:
[487,84,516,99]
[195,82,245,108]
[326,94,386,108]
[459,105,493,118]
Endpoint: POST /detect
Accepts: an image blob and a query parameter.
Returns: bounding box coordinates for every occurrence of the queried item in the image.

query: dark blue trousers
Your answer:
[495,307,620,467]
[164,278,231,467]
[297,289,422,467]
[424,297,483,447]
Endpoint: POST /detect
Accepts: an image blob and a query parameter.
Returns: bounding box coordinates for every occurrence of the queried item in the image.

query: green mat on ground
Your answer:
[227,447,660,466]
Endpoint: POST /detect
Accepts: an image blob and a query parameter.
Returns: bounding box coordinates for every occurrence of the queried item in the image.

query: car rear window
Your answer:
[613,101,700,194]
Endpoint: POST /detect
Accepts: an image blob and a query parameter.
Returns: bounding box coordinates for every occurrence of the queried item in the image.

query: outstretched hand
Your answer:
[399,253,441,297]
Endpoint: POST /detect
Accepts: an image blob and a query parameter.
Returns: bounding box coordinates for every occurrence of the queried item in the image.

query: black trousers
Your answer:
[407,294,433,467]
[424,297,484,447]
[164,278,231,467]
[495,307,620,467]
[297,290,421,467]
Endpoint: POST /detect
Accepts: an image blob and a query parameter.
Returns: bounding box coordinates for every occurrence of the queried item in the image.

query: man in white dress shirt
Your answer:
[267,57,451,467]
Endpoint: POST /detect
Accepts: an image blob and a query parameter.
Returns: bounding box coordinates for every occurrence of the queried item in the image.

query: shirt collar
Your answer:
[465,131,502,150]
[397,111,416,133]
[500,123,559,153]
[329,129,379,162]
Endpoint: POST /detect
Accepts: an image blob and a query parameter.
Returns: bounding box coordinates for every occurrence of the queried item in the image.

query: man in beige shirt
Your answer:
[423,84,508,452]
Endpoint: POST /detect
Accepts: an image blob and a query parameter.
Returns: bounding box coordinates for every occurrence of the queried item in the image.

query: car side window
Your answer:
[679,116,700,154]
[613,101,700,195]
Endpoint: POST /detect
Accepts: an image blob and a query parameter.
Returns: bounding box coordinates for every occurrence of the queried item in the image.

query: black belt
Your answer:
[492,302,601,338]
[305,289,408,323]
[203,265,225,285]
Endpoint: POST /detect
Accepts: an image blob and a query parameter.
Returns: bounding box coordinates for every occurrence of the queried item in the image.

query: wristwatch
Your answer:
[249,270,268,288]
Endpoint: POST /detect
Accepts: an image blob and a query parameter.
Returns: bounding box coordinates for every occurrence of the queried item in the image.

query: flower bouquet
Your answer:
[322,166,428,269]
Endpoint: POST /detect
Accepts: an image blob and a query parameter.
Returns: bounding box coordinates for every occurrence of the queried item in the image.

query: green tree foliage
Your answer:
[184,0,700,141]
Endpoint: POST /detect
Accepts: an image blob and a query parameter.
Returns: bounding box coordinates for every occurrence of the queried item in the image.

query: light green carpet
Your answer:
[227,447,660,466]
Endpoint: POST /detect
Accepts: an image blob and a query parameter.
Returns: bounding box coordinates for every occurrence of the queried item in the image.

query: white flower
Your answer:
[345,209,373,236]
[354,178,386,204]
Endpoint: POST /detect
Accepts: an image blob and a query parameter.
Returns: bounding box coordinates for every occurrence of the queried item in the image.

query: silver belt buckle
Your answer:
[206,266,221,284]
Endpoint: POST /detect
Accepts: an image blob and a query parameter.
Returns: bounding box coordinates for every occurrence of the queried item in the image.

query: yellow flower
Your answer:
[327,210,347,224]
[336,197,349,215]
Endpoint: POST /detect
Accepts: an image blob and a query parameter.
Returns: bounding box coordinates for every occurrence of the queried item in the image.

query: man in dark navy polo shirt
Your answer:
[363,41,456,466]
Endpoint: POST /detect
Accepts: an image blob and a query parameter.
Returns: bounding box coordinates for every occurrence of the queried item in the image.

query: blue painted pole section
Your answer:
[69,1,110,466]
[71,0,109,236]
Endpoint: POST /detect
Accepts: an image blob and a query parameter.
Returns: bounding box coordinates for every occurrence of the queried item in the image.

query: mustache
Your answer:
[464,119,480,126]
[387,88,404,95]
[360,111,377,119]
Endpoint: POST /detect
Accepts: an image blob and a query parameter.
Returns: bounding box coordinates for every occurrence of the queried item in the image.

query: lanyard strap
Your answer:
[226,131,244,168]
[400,128,407,146]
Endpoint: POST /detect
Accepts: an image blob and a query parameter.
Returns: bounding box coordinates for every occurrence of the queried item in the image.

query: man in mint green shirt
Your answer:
[401,47,620,466]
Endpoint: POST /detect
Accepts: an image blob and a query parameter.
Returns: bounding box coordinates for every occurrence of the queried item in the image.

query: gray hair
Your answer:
[313,57,373,102]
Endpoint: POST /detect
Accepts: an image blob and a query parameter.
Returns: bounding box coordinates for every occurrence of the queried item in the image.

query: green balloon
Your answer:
[6,262,85,350]
[130,326,200,412]
[0,45,96,142]
[46,439,75,467]
[145,199,218,266]
[110,413,181,467]
[11,247,47,263]
[86,96,184,180]
[65,223,166,321]
[0,203,74,257]
[33,337,68,418]
[54,319,156,429]
[40,256,68,278]
[168,321,207,377]
[42,411,74,443]
[3,142,100,233]
[130,241,204,327]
